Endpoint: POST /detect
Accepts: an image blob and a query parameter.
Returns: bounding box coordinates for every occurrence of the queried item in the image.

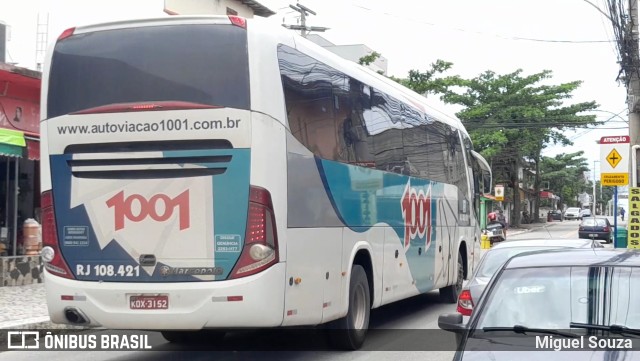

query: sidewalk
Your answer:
[0,283,88,330]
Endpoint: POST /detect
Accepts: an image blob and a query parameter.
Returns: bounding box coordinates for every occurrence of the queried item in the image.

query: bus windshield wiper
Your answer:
[482,324,579,338]
[570,322,640,336]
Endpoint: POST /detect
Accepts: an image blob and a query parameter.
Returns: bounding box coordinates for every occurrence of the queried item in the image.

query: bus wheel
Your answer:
[328,264,370,350]
[161,330,226,344]
[439,252,463,303]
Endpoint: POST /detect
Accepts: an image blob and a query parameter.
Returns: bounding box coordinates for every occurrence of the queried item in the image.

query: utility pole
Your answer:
[282,3,329,38]
[628,0,640,186]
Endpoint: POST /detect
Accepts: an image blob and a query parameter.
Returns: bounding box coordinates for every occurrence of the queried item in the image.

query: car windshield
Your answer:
[474,266,640,330]
[582,219,607,226]
[477,247,564,278]
[566,208,579,213]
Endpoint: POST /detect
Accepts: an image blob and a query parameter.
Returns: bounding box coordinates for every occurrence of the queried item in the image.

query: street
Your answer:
[0,218,622,361]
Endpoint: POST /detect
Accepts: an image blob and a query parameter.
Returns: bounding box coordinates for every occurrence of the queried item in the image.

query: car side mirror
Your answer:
[438,313,466,334]
[439,313,467,347]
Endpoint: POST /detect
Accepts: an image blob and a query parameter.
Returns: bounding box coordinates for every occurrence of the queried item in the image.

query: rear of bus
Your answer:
[40,16,286,329]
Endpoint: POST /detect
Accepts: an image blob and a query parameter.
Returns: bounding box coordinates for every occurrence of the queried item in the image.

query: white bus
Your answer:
[40,15,492,349]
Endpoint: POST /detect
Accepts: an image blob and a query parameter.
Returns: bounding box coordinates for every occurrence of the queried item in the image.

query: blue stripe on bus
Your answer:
[314,157,443,291]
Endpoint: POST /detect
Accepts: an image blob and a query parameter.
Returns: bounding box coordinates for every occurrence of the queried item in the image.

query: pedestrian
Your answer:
[621,208,626,221]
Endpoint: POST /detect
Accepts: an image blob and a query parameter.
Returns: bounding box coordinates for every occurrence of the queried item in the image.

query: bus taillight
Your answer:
[41,190,75,279]
[229,186,279,279]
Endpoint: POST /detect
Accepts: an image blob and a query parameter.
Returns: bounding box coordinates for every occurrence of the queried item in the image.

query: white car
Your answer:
[563,207,581,220]
[579,208,592,219]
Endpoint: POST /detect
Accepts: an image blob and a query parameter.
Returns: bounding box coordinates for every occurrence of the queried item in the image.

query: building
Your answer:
[163,0,275,17]
[306,34,388,75]
[0,62,41,258]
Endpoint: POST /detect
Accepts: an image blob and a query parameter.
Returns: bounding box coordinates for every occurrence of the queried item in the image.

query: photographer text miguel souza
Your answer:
[536,335,634,351]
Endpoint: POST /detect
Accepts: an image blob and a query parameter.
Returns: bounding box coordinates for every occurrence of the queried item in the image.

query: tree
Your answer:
[398,65,599,226]
[540,152,591,208]
[358,51,381,66]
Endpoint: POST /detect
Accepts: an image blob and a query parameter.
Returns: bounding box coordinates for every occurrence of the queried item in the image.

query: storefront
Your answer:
[0,63,42,286]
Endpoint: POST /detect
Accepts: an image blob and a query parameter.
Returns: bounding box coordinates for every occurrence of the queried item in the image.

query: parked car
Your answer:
[579,208,592,220]
[578,216,613,243]
[456,238,602,316]
[563,207,581,220]
[439,248,640,359]
[548,209,563,221]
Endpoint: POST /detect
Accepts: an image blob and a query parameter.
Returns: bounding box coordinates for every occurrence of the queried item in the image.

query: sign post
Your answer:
[494,185,504,202]
[600,135,630,248]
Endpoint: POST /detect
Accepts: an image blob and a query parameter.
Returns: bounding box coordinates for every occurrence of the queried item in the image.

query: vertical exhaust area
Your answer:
[64,307,89,324]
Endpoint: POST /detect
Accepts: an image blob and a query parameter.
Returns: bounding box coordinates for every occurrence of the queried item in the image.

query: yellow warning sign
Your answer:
[607,149,622,168]
[601,173,629,186]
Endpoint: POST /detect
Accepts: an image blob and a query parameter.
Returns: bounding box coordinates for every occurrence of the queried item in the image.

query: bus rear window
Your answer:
[47,24,250,118]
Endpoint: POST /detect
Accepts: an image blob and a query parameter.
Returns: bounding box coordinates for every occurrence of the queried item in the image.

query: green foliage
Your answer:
[438,69,598,160]
[540,152,590,207]
[394,61,599,224]
[358,51,381,66]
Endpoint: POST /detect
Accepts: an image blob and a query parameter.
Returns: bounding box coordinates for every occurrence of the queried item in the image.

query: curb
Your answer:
[0,317,95,331]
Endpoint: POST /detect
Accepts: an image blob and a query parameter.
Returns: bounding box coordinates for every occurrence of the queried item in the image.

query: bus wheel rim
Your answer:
[353,283,367,329]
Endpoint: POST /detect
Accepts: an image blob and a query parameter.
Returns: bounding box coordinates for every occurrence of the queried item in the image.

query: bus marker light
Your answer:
[294,277,302,285]
[212,296,244,302]
[228,16,247,28]
[58,27,76,41]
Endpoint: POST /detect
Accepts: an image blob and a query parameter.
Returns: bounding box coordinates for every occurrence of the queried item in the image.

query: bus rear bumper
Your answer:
[44,263,286,330]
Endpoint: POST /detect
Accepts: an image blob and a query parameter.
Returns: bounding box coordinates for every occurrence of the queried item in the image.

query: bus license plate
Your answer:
[130,295,169,310]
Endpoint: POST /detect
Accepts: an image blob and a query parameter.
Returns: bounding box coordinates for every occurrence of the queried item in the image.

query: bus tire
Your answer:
[327,264,370,350]
[161,330,226,344]
[439,252,463,303]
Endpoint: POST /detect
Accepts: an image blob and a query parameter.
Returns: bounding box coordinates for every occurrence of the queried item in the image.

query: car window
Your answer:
[582,219,607,226]
[474,266,640,330]
[566,208,579,213]
[477,247,564,278]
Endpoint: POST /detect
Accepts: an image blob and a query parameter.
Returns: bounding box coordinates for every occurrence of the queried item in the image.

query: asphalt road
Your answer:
[1,218,621,361]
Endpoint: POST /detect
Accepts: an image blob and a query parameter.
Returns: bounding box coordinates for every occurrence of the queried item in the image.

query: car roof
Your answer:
[580,216,609,221]
[504,248,640,268]
[490,238,596,249]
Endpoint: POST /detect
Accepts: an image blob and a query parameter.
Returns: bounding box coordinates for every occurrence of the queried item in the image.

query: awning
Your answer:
[482,193,497,200]
[540,191,555,199]
[0,129,25,158]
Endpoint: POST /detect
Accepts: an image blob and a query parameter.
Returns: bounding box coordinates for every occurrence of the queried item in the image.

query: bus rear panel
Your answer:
[41,17,285,329]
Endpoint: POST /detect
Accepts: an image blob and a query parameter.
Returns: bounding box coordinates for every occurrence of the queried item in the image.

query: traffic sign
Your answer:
[495,185,504,201]
[600,135,630,186]
[606,149,622,168]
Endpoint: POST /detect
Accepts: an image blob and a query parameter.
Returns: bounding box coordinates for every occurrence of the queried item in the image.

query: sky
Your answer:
[0,0,630,180]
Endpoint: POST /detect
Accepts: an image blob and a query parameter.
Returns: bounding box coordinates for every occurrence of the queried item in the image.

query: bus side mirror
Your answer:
[483,171,492,194]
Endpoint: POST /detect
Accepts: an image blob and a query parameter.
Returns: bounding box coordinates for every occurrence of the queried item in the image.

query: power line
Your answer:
[348,2,616,44]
